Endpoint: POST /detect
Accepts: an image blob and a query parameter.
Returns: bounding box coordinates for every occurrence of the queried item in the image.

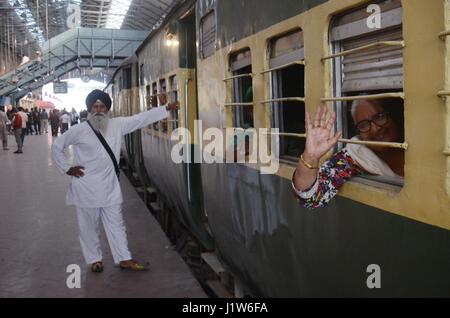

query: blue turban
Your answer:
[85,89,112,111]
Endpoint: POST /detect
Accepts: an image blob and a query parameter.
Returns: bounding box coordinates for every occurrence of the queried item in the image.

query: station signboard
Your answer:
[53,81,68,94]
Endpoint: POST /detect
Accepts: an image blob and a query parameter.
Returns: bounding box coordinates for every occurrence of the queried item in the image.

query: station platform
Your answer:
[0,132,206,298]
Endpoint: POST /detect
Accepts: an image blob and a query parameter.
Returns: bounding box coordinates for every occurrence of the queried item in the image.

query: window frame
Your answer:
[328,0,406,187]
[267,29,306,163]
[199,9,217,60]
[229,48,254,129]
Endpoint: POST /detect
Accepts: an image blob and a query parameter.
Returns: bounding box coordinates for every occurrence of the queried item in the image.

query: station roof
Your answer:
[0,0,179,60]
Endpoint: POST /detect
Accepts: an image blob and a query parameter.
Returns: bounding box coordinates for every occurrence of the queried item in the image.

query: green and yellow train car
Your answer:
[110,0,450,297]
[195,0,450,296]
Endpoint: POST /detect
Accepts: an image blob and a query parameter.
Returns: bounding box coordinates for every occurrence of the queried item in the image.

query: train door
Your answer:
[178,10,213,248]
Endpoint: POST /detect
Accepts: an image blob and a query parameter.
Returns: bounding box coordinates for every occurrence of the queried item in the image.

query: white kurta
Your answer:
[52,106,168,208]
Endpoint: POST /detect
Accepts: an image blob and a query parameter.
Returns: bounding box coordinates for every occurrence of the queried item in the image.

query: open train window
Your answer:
[160,79,168,133]
[329,0,405,187]
[169,75,179,130]
[200,10,216,59]
[230,49,253,129]
[268,29,305,162]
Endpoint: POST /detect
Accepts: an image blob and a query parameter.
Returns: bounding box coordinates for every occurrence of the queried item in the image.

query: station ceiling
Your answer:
[0,0,178,60]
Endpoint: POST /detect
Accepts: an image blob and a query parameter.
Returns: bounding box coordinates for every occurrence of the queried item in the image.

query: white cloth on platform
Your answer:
[76,204,131,264]
[51,106,168,208]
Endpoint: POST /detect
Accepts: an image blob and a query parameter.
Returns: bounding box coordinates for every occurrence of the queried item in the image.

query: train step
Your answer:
[149,202,161,213]
[206,280,233,298]
[201,252,225,276]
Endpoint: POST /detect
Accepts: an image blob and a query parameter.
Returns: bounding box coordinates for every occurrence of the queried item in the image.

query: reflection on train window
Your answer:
[152,82,159,130]
[145,85,151,110]
[330,0,405,186]
[169,75,179,130]
[139,64,144,86]
[269,29,305,162]
[122,67,132,89]
[160,79,168,133]
[230,49,253,129]
[200,10,216,59]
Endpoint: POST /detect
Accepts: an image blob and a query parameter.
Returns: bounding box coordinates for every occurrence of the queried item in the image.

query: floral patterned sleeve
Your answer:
[292,149,362,209]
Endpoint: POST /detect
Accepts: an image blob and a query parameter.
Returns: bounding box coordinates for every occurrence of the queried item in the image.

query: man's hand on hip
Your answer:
[67,166,85,178]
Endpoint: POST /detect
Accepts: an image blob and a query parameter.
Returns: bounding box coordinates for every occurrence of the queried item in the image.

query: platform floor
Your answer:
[0,132,206,297]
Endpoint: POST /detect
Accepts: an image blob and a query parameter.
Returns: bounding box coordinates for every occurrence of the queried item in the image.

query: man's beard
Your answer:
[87,112,110,134]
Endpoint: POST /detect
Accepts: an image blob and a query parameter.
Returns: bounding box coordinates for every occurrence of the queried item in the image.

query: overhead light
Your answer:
[165,33,179,47]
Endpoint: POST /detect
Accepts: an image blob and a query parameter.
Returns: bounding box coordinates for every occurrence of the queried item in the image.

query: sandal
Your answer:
[91,261,104,273]
[119,260,149,271]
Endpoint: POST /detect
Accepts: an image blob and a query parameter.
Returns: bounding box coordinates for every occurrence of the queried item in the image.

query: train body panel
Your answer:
[202,162,450,296]
[134,1,214,249]
[195,0,450,296]
[108,0,450,296]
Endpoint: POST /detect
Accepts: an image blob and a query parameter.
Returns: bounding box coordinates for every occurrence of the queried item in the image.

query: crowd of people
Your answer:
[0,105,89,153]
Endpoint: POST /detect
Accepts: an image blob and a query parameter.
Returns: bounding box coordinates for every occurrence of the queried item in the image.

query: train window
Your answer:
[160,79,168,133]
[145,85,151,110]
[152,82,159,130]
[230,49,253,129]
[169,75,179,130]
[122,67,132,89]
[200,10,216,59]
[268,29,305,162]
[139,64,144,86]
[329,0,405,186]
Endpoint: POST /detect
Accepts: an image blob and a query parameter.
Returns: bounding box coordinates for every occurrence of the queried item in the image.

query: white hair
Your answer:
[87,112,110,134]
[350,99,361,121]
[350,93,377,121]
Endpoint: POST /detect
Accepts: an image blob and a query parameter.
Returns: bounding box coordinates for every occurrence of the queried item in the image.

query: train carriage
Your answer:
[110,0,214,252]
[195,0,450,296]
[110,0,450,297]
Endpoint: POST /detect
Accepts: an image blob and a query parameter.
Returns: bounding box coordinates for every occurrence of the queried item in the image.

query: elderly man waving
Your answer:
[52,89,178,272]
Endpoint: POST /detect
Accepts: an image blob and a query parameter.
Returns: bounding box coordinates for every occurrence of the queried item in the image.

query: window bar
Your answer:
[260,60,305,74]
[438,30,450,40]
[321,92,404,102]
[265,132,408,150]
[260,97,305,104]
[148,93,166,97]
[224,102,254,107]
[223,73,254,82]
[321,41,405,61]
[437,90,450,98]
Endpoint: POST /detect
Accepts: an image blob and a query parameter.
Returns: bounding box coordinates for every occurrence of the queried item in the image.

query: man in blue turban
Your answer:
[52,89,178,272]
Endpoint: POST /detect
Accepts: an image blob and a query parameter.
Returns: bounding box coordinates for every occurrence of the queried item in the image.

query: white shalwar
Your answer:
[52,106,169,264]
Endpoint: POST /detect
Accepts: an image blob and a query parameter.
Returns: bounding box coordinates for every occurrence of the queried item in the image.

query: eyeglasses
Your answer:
[355,112,390,133]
